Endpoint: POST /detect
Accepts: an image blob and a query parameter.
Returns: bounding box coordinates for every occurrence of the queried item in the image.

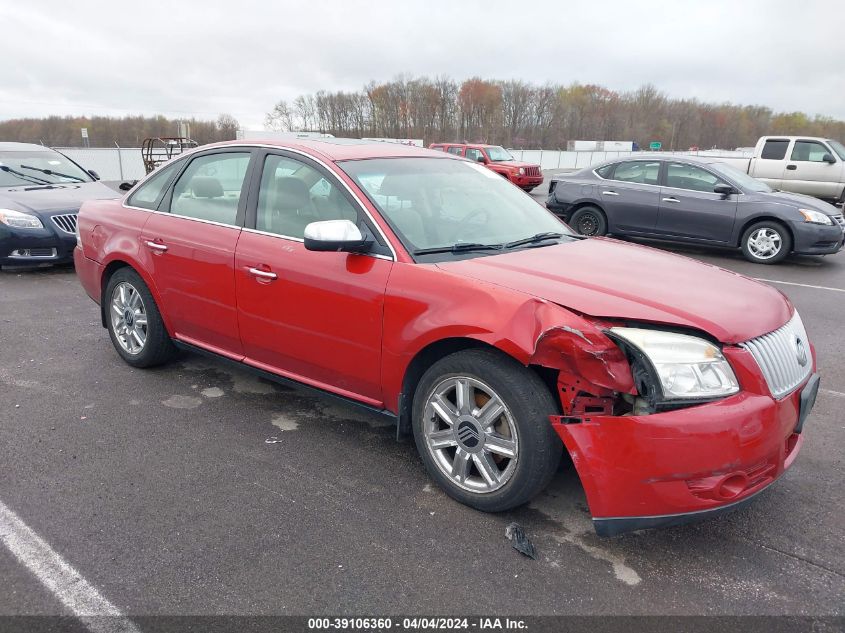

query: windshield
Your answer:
[708,162,771,193]
[828,140,845,161]
[339,157,572,257]
[0,150,93,187]
[485,146,514,162]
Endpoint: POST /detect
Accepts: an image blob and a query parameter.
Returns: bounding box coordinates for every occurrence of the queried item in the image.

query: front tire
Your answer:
[105,268,176,367]
[412,349,562,512]
[741,221,792,264]
[569,206,608,236]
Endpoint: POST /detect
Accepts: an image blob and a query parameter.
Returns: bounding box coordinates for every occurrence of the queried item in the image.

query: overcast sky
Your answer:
[1,1,843,129]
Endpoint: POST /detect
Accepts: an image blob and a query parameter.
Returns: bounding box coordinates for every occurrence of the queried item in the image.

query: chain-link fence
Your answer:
[54,146,147,181]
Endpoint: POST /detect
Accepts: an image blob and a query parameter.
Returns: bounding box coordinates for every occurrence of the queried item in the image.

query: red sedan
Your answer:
[74,139,819,536]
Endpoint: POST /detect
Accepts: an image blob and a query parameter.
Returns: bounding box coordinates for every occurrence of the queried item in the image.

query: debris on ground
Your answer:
[265,436,283,444]
[505,522,537,559]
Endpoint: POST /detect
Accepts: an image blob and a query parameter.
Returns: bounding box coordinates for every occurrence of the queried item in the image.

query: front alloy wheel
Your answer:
[110,281,148,354]
[422,376,519,493]
[741,221,791,264]
[746,228,782,261]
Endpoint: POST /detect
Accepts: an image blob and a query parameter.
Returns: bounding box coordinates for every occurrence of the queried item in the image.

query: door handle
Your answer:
[144,240,168,252]
[662,197,680,203]
[601,191,619,196]
[786,164,797,170]
[248,267,278,281]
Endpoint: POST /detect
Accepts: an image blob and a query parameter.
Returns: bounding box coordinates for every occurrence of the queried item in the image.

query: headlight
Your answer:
[610,327,739,400]
[518,168,525,175]
[0,208,43,229]
[798,208,833,225]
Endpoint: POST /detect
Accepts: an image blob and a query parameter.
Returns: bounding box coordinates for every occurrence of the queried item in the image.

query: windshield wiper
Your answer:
[413,242,503,255]
[0,165,51,185]
[505,232,565,249]
[20,164,86,183]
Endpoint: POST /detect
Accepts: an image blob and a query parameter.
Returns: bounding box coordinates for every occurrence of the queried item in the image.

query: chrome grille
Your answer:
[740,311,812,399]
[51,213,78,234]
[832,214,844,231]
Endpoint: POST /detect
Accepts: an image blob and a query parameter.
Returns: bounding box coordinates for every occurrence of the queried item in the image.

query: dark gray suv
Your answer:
[546,156,845,264]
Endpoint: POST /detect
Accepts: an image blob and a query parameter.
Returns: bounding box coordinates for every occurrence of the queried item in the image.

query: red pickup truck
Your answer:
[429,143,543,192]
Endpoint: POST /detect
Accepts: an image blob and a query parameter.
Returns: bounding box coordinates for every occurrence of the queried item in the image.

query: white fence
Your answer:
[53,146,752,182]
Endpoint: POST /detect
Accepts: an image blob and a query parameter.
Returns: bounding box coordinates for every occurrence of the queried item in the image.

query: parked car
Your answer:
[76,139,819,536]
[706,136,845,202]
[0,142,117,267]
[547,155,844,264]
[428,142,543,191]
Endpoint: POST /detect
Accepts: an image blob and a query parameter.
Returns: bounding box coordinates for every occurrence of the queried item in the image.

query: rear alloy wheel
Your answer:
[412,349,562,512]
[741,221,791,264]
[105,268,176,367]
[569,206,607,236]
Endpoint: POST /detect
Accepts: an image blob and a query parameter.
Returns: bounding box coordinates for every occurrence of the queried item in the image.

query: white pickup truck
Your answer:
[711,136,845,203]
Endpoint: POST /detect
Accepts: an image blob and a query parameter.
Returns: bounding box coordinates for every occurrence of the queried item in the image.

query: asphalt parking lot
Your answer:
[1,176,844,622]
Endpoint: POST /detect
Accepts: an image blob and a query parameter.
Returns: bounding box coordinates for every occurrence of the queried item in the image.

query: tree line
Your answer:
[0,114,240,147]
[265,77,845,150]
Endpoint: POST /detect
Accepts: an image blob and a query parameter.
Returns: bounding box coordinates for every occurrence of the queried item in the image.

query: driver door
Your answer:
[234,150,393,405]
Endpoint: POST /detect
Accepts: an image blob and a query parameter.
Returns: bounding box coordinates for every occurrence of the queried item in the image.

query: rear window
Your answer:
[760,139,789,160]
[446,147,464,156]
[612,161,660,185]
[595,164,614,178]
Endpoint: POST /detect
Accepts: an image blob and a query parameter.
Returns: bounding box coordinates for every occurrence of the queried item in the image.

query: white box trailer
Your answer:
[598,141,635,151]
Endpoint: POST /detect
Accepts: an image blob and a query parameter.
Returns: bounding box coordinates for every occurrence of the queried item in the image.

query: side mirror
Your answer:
[822,153,836,164]
[713,183,737,196]
[88,169,100,181]
[304,219,372,253]
[476,154,487,164]
[118,180,138,192]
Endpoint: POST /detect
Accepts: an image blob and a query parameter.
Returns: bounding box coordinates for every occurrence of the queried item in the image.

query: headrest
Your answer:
[376,174,422,201]
[274,176,311,210]
[191,177,223,198]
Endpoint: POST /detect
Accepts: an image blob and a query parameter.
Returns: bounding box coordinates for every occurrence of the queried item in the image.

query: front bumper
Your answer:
[552,345,817,536]
[0,214,77,266]
[789,220,844,255]
[511,174,543,189]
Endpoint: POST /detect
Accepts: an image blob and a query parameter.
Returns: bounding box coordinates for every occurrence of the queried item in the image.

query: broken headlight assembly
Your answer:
[609,327,739,409]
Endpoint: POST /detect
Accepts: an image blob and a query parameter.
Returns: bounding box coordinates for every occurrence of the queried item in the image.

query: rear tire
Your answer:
[411,348,562,512]
[104,268,177,368]
[740,221,792,264]
[569,206,608,236]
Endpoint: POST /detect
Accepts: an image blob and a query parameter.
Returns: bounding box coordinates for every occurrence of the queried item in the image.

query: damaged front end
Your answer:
[526,307,806,537]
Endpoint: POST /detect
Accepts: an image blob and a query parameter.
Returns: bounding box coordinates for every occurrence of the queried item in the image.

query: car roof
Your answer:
[207,138,449,161]
[592,153,725,169]
[0,142,59,152]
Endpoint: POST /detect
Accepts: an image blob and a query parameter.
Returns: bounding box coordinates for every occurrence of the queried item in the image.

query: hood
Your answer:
[0,181,118,215]
[436,238,791,344]
[744,189,841,216]
[494,160,540,169]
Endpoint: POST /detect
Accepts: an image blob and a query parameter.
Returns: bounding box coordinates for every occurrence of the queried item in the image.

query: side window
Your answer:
[446,146,464,156]
[465,148,484,162]
[612,161,660,185]
[256,155,360,239]
[665,163,724,193]
[126,160,181,210]
[760,139,789,160]
[169,153,250,225]
[595,164,614,178]
[791,141,833,163]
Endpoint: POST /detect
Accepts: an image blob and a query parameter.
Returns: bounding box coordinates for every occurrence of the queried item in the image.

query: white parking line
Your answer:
[821,388,845,399]
[0,498,140,633]
[753,278,845,294]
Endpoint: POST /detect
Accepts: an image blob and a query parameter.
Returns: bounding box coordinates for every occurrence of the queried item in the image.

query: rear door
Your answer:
[749,138,789,188]
[656,162,738,243]
[597,160,662,233]
[140,149,254,358]
[234,150,393,405]
[780,139,844,198]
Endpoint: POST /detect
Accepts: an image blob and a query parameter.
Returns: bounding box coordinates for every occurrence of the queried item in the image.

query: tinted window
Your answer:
[760,139,789,160]
[612,161,660,185]
[127,161,182,210]
[791,141,833,162]
[465,148,485,162]
[169,153,250,225]
[256,154,359,239]
[666,163,725,193]
[595,164,614,178]
[446,147,464,156]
